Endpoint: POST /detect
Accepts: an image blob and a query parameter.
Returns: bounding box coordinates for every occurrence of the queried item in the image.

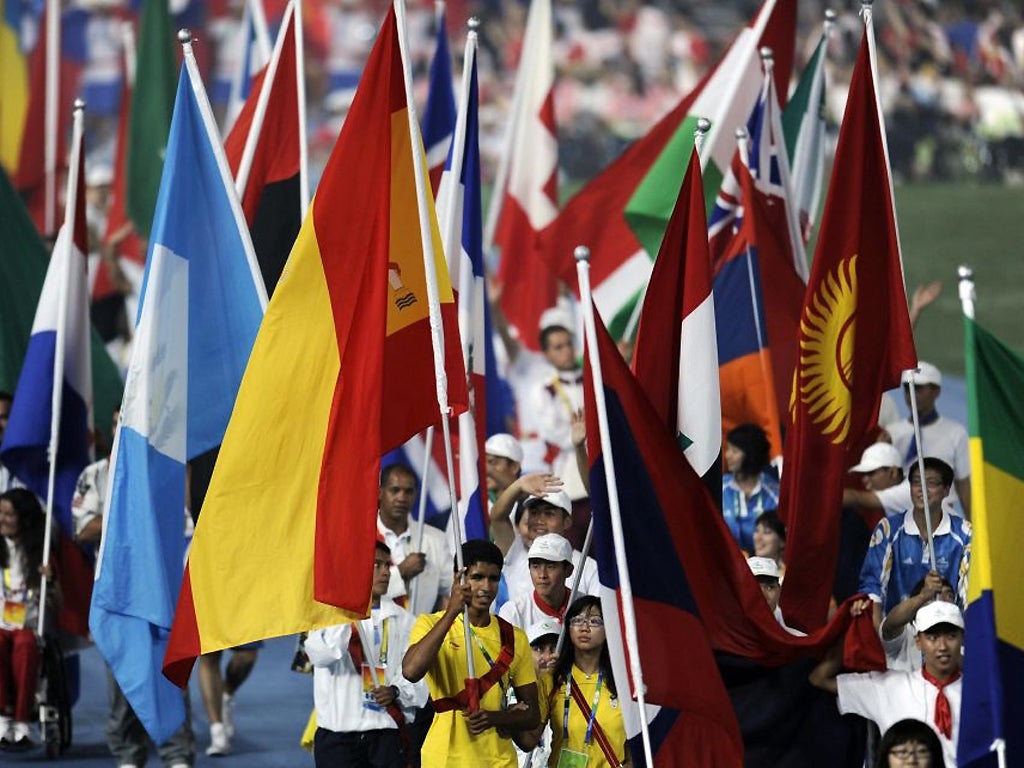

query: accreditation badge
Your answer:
[556,748,589,768]
[2,600,26,628]
[361,664,388,711]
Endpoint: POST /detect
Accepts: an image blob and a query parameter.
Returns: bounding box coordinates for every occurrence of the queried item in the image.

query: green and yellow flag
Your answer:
[959,316,1024,766]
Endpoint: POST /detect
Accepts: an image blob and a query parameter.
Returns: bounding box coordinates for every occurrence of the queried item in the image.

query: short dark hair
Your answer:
[458,539,504,573]
[375,540,391,556]
[726,423,772,475]
[380,462,416,489]
[754,511,786,541]
[875,719,945,768]
[908,457,954,489]
[0,390,12,403]
[539,325,572,352]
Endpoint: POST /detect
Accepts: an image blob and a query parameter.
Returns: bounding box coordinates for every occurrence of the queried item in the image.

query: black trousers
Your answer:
[313,727,406,768]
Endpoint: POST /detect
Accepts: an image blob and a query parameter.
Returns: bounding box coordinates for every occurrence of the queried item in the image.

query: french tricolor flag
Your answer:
[1,106,93,536]
[437,29,491,540]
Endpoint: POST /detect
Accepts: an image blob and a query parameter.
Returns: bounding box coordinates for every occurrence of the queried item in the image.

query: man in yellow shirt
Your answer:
[403,540,539,767]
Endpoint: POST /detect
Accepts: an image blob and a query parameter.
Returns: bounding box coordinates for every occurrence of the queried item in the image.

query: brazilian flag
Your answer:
[959,317,1024,767]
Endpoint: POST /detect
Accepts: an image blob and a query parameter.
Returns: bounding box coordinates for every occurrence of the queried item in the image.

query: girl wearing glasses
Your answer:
[876,719,945,767]
[545,596,628,768]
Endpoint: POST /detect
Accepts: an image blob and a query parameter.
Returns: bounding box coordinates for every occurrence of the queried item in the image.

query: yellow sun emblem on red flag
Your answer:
[791,254,858,444]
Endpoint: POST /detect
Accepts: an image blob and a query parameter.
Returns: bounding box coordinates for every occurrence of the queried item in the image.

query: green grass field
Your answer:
[891,182,1024,374]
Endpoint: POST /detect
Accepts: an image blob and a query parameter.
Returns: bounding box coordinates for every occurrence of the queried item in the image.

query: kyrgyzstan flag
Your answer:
[164,4,467,683]
[777,23,917,632]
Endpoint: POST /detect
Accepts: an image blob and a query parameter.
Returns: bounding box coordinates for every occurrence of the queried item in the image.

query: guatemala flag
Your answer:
[1,108,92,535]
[421,3,455,194]
[89,44,266,744]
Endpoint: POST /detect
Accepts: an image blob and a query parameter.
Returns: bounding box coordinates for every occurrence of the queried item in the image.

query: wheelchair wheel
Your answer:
[37,637,72,759]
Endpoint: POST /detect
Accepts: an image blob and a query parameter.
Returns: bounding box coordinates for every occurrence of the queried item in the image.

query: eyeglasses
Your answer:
[889,746,931,762]
[569,616,604,629]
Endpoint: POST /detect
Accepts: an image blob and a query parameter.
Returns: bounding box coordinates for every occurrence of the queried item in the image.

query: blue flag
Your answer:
[421,5,455,193]
[89,50,265,744]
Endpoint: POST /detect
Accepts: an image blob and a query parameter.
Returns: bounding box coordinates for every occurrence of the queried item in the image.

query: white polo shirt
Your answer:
[837,669,961,767]
[502,535,600,605]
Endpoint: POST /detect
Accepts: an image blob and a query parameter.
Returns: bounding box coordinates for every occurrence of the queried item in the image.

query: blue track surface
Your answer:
[5,637,315,767]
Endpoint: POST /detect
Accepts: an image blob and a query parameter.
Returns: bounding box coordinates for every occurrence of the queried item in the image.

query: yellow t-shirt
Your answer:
[547,665,627,768]
[410,611,537,768]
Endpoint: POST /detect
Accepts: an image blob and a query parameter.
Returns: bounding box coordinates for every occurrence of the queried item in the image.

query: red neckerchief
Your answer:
[921,667,961,739]
[533,587,570,619]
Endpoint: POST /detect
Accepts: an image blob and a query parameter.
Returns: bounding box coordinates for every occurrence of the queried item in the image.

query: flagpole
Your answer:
[180,29,269,312]
[408,426,434,611]
[37,100,85,635]
[439,18,476,288]
[43,0,60,235]
[576,246,655,766]
[905,368,937,568]
[760,46,809,279]
[121,21,136,86]
[235,0,295,206]
[293,0,310,217]
[394,0,475,681]
[554,517,593,656]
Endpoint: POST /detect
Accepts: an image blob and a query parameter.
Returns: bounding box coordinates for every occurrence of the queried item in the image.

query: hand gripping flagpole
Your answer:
[576,246,655,767]
[38,99,86,635]
[394,0,475,684]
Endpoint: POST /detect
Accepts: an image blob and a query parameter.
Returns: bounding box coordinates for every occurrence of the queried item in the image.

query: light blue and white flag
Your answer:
[89,39,266,744]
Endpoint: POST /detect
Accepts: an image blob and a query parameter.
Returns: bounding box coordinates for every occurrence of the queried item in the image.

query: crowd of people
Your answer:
[0,0,1000,765]
[65,0,1024,191]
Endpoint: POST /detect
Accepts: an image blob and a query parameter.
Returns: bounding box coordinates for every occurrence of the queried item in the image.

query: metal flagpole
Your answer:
[554,517,592,657]
[38,99,85,635]
[293,0,310,217]
[394,0,474,681]
[576,246,655,766]
[905,368,937,568]
[408,426,434,612]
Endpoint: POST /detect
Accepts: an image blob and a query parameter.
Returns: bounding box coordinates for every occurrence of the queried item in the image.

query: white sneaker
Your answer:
[0,715,11,742]
[7,721,35,751]
[206,722,231,757]
[167,763,191,768]
[221,692,235,738]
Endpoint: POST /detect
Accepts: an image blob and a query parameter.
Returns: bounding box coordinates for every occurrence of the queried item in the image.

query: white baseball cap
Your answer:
[527,533,574,565]
[747,556,780,580]
[914,601,964,633]
[484,433,523,464]
[850,442,903,473]
[901,362,942,387]
[539,306,574,334]
[527,618,562,646]
[524,490,573,517]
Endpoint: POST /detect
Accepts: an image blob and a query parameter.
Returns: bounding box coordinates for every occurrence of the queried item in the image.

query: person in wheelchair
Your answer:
[0,488,57,750]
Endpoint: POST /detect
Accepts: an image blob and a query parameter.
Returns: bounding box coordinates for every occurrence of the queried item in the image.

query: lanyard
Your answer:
[466,620,511,704]
[563,669,603,744]
[372,617,390,665]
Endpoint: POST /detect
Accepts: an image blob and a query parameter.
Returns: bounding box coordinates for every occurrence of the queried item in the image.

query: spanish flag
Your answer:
[958,317,1024,767]
[164,4,466,684]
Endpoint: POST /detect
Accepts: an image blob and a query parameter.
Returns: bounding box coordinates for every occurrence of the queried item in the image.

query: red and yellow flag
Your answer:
[776,26,916,632]
[164,5,465,684]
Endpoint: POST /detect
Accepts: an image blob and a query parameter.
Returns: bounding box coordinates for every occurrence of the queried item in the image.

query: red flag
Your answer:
[94,44,145,301]
[631,148,721,480]
[778,29,917,632]
[224,1,303,296]
[14,6,79,236]
[490,0,559,351]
